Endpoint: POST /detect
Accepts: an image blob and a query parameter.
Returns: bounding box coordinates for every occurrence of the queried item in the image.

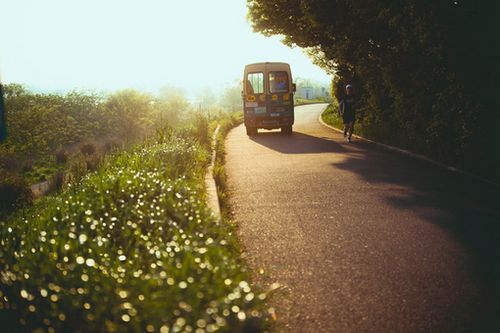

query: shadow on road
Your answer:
[250,131,348,154]
[331,149,500,331]
[249,127,500,330]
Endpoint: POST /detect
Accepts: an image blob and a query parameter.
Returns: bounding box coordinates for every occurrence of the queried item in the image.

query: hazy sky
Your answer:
[0,0,330,94]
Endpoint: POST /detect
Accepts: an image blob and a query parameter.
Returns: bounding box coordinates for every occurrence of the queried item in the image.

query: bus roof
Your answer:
[244,62,291,73]
[245,62,290,67]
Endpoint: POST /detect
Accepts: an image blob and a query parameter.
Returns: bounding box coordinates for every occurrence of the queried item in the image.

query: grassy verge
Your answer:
[320,103,344,130]
[321,102,393,142]
[211,112,243,217]
[0,129,266,332]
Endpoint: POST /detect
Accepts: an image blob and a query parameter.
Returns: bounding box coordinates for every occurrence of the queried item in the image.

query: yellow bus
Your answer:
[242,62,296,136]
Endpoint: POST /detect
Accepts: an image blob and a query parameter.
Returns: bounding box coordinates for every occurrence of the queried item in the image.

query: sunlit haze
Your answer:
[0,0,331,95]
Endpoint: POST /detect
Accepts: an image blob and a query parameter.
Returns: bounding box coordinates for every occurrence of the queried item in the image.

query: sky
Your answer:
[0,0,330,95]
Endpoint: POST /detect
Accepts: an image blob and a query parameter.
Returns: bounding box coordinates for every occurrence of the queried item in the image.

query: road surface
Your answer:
[225,104,500,332]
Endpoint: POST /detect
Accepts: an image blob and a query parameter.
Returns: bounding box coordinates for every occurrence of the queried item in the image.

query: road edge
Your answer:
[318,111,498,186]
[204,124,222,223]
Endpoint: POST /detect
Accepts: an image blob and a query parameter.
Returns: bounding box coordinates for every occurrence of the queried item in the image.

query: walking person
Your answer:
[339,84,356,143]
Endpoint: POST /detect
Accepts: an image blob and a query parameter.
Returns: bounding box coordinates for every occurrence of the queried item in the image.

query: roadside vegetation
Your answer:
[0,130,265,332]
[0,84,272,332]
[320,102,343,131]
[322,101,405,144]
[211,112,243,217]
[0,84,182,219]
[0,83,241,219]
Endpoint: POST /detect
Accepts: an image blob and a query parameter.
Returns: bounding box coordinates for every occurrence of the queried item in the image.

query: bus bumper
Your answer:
[244,115,294,130]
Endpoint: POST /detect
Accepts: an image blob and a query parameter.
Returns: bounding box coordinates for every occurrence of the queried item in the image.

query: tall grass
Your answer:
[0,131,265,332]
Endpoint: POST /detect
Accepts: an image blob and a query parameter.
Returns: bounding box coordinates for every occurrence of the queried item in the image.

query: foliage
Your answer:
[103,90,156,142]
[2,84,105,158]
[212,112,244,215]
[320,103,343,131]
[220,82,243,113]
[0,170,32,219]
[183,112,211,148]
[0,133,266,332]
[80,143,97,156]
[55,151,68,165]
[156,86,190,129]
[0,83,194,182]
[196,88,218,109]
[247,0,500,181]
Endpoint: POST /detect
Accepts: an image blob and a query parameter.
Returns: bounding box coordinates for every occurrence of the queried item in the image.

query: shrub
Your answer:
[80,143,97,156]
[0,170,33,219]
[49,172,65,193]
[85,154,102,172]
[21,160,34,173]
[0,154,21,172]
[189,111,210,147]
[103,139,121,153]
[67,153,87,184]
[55,150,68,164]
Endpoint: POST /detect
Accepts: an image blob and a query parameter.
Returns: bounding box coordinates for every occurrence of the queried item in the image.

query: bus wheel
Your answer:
[281,126,292,135]
[246,127,257,136]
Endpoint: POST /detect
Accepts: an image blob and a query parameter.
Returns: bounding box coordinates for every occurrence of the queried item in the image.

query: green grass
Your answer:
[0,130,266,332]
[321,103,344,130]
[322,102,378,141]
[26,163,60,183]
[211,112,243,217]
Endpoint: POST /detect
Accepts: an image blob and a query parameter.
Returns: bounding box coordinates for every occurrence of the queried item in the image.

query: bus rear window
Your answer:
[269,71,289,93]
[246,72,264,94]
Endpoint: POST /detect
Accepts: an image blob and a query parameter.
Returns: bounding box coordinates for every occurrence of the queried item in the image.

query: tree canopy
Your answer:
[248,0,500,181]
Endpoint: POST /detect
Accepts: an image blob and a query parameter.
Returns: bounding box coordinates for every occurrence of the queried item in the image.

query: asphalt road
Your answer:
[225,104,500,333]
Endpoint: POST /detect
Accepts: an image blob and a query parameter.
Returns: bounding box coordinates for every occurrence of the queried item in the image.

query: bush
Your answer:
[80,143,97,156]
[55,150,68,164]
[68,153,88,184]
[187,111,210,147]
[0,154,21,172]
[85,154,102,172]
[103,139,121,153]
[49,172,65,193]
[21,160,34,173]
[0,170,33,219]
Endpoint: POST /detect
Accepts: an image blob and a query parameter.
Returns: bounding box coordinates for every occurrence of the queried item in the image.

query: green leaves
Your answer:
[0,134,264,332]
[248,0,500,180]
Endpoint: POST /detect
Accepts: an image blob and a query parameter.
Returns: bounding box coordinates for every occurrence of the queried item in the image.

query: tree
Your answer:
[196,87,218,109]
[247,0,500,180]
[104,90,154,142]
[157,86,190,128]
[220,80,243,112]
